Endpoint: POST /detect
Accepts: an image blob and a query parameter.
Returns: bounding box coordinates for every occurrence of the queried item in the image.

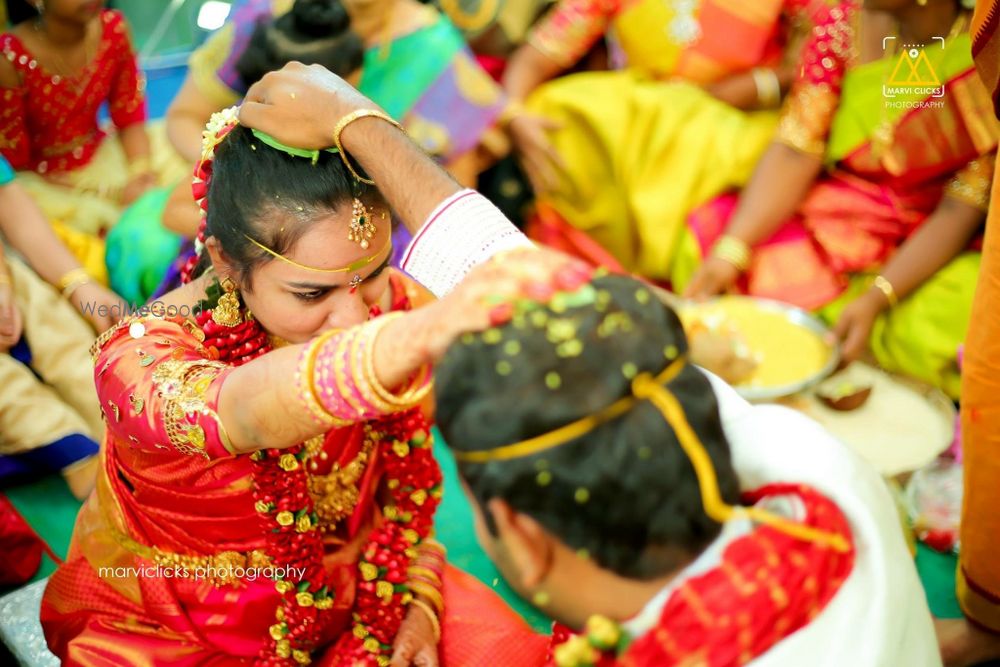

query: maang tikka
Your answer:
[348,198,377,249]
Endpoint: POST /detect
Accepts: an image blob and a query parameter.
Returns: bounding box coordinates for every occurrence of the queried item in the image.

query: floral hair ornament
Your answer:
[188,106,242,274]
[453,355,851,554]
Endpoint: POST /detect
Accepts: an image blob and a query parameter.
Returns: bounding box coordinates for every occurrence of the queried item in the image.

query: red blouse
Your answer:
[0,10,146,174]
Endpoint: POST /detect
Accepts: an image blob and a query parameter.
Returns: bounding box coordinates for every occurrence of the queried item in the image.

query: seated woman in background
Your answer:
[435,272,940,666]
[167,0,506,186]
[105,0,365,306]
[504,0,840,279]
[0,0,186,282]
[0,155,122,501]
[435,0,555,79]
[679,0,995,399]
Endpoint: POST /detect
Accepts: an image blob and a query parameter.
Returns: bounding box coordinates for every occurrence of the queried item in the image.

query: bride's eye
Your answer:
[293,288,329,302]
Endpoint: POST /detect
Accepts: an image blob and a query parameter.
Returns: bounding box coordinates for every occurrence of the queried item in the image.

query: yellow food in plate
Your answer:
[680,297,832,389]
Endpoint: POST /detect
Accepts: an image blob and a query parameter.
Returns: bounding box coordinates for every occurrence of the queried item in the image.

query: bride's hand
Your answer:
[414,248,594,363]
[239,62,380,149]
[391,602,439,667]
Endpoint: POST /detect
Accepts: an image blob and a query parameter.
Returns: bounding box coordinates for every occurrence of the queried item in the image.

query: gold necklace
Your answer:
[32,18,98,89]
[306,429,379,533]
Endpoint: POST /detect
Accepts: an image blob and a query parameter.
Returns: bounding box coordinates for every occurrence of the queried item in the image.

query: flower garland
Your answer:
[187,108,444,666]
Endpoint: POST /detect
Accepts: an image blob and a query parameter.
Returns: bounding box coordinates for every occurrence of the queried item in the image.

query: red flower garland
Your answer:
[201,300,442,667]
[187,109,443,666]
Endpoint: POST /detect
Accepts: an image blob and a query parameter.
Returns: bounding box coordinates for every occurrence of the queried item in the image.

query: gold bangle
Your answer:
[710,235,752,273]
[362,313,433,410]
[750,67,781,108]
[408,598,441,644]
[407,581,444,615]
[331,109,404,185]
[872,275,898,308]
[57,268,89,292]
[406,565,441,585]
[350,320,398,415]
[298,330,342,427]
[418,539,446,557]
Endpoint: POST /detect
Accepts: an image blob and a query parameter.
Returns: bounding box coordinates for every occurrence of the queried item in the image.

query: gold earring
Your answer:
[348,198,377,249]
[212,277,244,327]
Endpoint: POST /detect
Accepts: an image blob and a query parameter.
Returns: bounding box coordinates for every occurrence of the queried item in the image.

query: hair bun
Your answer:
[291,0,351,37]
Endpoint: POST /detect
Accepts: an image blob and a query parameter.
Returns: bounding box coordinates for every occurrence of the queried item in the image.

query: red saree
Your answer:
[545,484,855,667]
[0,10,146,174]
[40,272,548,666]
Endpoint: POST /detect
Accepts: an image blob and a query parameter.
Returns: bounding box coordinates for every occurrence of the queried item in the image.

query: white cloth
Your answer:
[401,190,532,297]
[0,579,58,666]
[696,371,941,667]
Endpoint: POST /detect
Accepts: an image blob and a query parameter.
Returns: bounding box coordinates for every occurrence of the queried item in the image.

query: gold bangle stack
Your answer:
[710,235,752,273]
[407,580,444,615]
[751,67,781,108]
[406,565,441,585]
[57,268,91,299]
[361,313,433,411]
[331,109,405,185]
[408,598,441,643]
[872,275,898,308]
[298,330,347,428]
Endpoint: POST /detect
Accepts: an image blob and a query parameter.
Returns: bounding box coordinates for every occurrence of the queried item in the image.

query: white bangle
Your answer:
[751,68,781,108]
[401,190,533,297]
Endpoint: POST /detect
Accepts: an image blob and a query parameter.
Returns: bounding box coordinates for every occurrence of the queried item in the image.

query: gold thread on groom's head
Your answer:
[453,355,851,553]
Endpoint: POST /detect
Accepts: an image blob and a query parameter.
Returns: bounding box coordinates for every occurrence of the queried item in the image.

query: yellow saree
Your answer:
[525,0,832,278]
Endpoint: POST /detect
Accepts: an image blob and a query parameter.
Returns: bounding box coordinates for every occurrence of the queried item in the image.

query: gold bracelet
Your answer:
[57,268,91,299]
[57,268,89,292]
[407,581,444,615]
[710,235,752,273]
[408,598,442,643]
[331,109,404,185]
[872,275,898,308]
[750,67,781,108]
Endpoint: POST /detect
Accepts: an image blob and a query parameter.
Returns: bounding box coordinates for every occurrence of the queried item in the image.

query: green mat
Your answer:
[6,474,81,582]
[1,434,552,631]
[2,441,960,630]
